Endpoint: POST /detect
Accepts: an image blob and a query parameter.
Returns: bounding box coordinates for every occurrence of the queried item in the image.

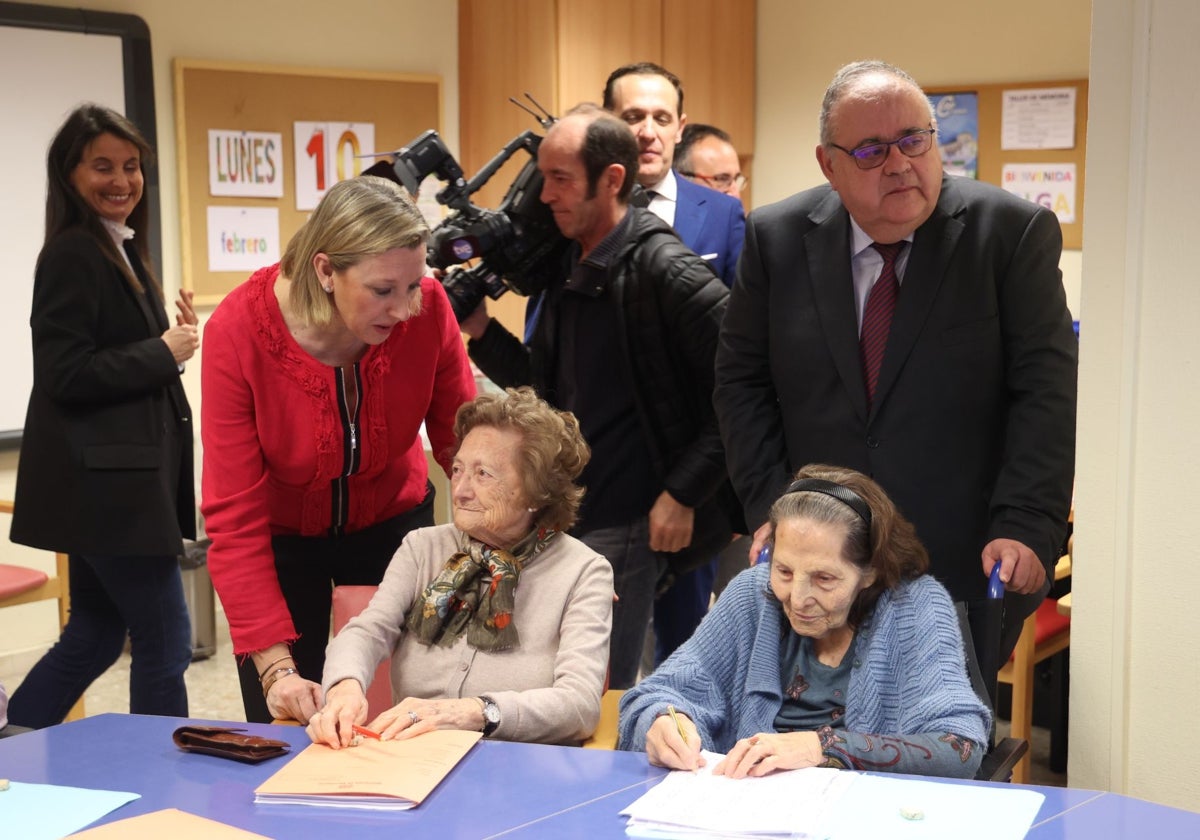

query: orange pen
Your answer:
[352,724,382,740]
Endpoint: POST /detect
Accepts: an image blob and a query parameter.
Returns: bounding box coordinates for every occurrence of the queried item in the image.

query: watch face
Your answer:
[484,703,501,723]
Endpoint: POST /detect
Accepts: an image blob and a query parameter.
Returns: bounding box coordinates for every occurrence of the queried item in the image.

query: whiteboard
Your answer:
[0,4,158,447]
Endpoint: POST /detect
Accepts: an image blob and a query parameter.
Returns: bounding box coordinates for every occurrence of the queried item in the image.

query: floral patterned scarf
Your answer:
[405,527,557,651]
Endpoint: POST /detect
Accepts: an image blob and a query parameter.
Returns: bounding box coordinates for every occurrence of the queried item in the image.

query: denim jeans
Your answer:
[577,518,664,690]
[8,554,191,728]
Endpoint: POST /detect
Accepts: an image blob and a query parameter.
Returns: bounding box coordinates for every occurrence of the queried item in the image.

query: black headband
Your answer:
[782,478,872,528]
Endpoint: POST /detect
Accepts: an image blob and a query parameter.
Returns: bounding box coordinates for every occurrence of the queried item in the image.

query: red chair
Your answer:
[0,500,85,721]
[331,585,393,721]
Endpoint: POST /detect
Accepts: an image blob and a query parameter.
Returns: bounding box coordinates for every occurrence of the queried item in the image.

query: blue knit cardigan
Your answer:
[618,565,990,760]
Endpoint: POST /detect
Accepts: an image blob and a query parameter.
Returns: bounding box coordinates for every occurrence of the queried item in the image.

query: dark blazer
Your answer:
[714,176,1077,600]
[672,174,745,288]
[11,228,195,557]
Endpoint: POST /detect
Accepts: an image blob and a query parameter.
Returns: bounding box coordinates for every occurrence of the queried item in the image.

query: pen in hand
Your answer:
[352,724,382,741]
[666,705,688,746]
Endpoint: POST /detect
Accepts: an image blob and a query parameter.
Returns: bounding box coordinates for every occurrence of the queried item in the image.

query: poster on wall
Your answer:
[208,129,284,197]
[1001,163,1076,223]
[294,121,376,210]
[207,206,281,272]
[927,92,979,178]
[1001,87,1076,150]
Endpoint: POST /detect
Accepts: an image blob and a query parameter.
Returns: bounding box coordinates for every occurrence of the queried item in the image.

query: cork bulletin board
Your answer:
[174,59,441,304]
[926,78,1088,250]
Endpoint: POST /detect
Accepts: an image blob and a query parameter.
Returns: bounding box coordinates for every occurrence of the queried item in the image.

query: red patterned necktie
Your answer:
[860,241,905,408]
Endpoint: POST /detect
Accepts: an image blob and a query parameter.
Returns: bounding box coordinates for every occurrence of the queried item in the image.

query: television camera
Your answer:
[376,107,568,322]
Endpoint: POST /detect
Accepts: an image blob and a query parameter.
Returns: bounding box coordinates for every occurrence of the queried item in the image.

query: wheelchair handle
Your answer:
[987,562,1006,600]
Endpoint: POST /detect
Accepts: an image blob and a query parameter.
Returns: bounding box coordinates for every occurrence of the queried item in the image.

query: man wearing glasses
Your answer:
[676,123,747,203]
[715,61,1077,657]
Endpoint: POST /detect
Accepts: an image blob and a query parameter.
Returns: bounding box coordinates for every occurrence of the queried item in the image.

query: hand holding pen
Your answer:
[305,679,371,749]
[645,704,704,771]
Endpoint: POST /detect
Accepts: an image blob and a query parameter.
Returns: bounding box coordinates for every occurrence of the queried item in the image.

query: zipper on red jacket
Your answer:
[330,362,362,536]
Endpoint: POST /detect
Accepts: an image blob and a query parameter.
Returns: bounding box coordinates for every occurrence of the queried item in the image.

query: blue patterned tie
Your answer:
[860,242,904,409]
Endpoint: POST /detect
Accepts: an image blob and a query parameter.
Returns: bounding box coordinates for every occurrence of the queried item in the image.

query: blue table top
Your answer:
[2,714,1197,839]
[0,714,667,838]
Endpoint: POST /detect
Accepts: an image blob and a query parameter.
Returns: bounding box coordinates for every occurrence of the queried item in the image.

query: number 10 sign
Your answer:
[293,121,376,210]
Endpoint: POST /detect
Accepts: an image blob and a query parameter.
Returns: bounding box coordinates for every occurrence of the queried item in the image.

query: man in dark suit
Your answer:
[603,62,746,667]
[603,62,745,288]
[714,61,1077,654]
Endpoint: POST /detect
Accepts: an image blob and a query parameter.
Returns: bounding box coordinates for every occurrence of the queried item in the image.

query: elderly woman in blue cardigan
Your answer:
[618,464,990,779]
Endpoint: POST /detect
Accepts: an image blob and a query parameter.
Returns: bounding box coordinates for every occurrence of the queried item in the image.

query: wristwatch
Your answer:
[479,695,501,737]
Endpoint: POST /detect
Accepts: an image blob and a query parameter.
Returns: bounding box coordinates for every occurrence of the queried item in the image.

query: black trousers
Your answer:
[237,484,435,722]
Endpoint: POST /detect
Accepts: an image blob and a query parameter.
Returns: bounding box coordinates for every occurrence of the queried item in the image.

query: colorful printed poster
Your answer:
[208,130,283,197]
[1001,163,1077,223]
[294,121,376,210]
[928,92,979,178]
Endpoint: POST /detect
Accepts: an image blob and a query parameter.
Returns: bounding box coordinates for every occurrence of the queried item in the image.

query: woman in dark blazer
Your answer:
[7,104,198,728]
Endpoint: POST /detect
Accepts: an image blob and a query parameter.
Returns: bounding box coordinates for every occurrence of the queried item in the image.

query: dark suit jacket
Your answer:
[11,228,195,557]
[714,176,1077,600]
[673,174,746,287]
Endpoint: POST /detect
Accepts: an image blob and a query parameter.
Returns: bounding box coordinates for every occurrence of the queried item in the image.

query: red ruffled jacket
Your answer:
[200,264,475,653]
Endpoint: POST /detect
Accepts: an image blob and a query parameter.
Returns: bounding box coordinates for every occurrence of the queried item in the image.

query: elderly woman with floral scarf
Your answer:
[307,388,614,747]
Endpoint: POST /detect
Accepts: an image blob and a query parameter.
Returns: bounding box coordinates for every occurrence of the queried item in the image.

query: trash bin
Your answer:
[180,538,216,661]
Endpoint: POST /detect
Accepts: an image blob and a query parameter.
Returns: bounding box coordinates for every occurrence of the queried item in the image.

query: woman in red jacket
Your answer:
[201,176,475,723]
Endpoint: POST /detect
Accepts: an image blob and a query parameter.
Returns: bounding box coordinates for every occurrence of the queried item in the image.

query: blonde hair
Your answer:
[281,176,429,326]
[454,387,591,531]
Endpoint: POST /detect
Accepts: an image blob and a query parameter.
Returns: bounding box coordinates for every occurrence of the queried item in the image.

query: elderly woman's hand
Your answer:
[367,697,486,741]
[712,731,824,778]
[306,679,369,748]
[645,710,704,771]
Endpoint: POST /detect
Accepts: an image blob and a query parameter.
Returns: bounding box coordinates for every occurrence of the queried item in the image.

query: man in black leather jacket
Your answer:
[461,104,731,688]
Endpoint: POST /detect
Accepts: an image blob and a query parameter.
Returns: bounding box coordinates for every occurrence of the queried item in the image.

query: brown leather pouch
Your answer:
[172,725,291,763]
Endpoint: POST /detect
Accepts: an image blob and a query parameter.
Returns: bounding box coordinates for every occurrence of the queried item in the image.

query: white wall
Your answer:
[1072,0,1200,809]
[0,0,459,660]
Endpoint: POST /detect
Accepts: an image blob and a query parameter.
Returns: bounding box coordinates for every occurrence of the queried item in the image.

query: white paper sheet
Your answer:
[821,773,1044,840]
[620,753,1046,840]
[621,751,855,838]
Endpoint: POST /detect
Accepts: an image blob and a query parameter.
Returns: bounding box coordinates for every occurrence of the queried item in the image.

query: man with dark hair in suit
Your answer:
[603,62,745,288]
[461,105,731,688]
[715,60,1077,656]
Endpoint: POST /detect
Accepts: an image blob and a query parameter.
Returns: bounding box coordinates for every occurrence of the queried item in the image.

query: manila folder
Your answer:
[254,729,482,810]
